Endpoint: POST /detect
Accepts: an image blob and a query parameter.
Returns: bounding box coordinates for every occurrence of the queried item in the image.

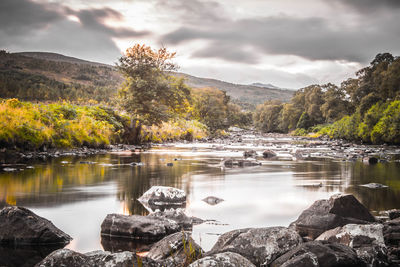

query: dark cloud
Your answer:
[0,0,149,63]
[161,4,400,64]
[332,0,400,13]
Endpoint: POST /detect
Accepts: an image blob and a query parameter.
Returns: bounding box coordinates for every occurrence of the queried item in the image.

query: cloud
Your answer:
[331,0,400,13]
[0,0,150,63]
[161,10,400,64]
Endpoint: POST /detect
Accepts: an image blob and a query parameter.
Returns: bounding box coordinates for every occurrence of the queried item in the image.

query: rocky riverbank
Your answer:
[1,186,399,266]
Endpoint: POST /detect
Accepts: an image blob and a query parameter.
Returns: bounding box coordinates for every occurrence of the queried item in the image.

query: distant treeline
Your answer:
[254,53,400,144]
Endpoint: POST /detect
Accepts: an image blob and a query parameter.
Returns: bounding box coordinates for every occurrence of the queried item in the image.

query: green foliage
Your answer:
[253,100,284,132]
[0,99,128,149]
[117,44,191,125]
[191,87,231,132]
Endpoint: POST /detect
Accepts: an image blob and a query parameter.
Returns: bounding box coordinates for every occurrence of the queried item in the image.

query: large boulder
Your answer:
[35,248,160,267]
[208,227,303,266]
[138,186,186,212]
[0,206,71,245]
[189,252,256,267]
[146,231,203,266]
[316,224,388,266]
[101,214,179,241]
[0,245,60,267]
[270,241,364,267]
[290,194,376,239]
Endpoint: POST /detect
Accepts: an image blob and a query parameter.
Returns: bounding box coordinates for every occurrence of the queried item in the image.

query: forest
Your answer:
[254,53,400,144]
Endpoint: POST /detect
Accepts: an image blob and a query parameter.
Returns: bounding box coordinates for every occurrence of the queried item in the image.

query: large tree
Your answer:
[117,44,191,126]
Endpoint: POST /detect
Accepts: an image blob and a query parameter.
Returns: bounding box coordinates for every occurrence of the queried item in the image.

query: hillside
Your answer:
[0,51,294,106]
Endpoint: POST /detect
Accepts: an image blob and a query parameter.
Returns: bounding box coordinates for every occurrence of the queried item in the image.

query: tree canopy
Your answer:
[117,44,191,125]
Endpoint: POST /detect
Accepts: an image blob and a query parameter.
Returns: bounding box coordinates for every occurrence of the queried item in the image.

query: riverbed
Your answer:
[1,135,400,265]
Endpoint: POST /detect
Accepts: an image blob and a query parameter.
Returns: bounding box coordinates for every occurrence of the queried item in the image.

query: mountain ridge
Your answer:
[2,51,294,105]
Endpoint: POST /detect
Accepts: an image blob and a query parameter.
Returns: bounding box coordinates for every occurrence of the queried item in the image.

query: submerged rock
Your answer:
[316,224,388,266]
[360,183,389,189]
[290,194,376,239]
[101,214,180,241]
[0,206,71,245]
[209,227,303,266]
[189,252,256,267]
[138,186,186,207]
[270,241,363,267]
[222,158,261,167]
[146,231,203,266]
[202,196,224,206]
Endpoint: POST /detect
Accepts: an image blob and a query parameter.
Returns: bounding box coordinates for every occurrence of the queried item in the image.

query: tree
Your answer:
[117,44,191,126]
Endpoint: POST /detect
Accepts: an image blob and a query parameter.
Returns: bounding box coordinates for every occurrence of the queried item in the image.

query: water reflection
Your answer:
[0,148,400,260]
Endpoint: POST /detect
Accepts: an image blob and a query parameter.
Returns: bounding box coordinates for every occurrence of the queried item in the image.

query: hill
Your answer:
[0,51,294,106]
[174,73,294,105]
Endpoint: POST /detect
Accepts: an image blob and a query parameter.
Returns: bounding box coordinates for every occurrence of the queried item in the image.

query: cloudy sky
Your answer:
[1,0,399,88]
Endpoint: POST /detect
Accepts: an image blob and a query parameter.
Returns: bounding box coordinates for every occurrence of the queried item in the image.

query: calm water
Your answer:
[1,141,400,265]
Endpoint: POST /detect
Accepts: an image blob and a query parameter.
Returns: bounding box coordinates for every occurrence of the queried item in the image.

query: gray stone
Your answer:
[0,206,71,245]
[243,150,257,158]
[101,214,180,241]
[146,231,203,266]
[262,150,277,158]
[147,209,203,230]
[138,186,186,206]
[316,224,388,266]
[270,241,364,267]
[290,194,376,239]
[189,252,256,267]
[35,248,159,267]
[209,227,303,266]
[202,196,224,206]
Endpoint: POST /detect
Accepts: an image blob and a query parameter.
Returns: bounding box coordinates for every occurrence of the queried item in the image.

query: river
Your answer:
[1,135,400,265]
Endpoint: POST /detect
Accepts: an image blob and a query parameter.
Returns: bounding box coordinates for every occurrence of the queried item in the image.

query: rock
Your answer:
[2,167,17,172]
[35,248,158,267]
[387,209,400,220]
[202,196,224,206]
[270,241,364,267]
[222,159,238,167]
[209,227,303,266]
[86,250,152,267]
[35,249,92,267]
[146,231,203,266]
[316,224,388,266]
[360,183,388,189]
[363,157,378,164]
[0,206,71,245]
[189,252,256,267]
[166,163,174,167]
[243,150,257,158]
[237,160,261,167]
[101,214,180,241]
[138,186,186,208]
[79,161,96,164]
[262,150,277,158]
[383,217,400,264]
[147,209,203,230]
[290,194,376,239]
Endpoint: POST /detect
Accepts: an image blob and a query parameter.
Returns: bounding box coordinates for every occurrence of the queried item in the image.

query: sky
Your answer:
[1,0,399,89]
